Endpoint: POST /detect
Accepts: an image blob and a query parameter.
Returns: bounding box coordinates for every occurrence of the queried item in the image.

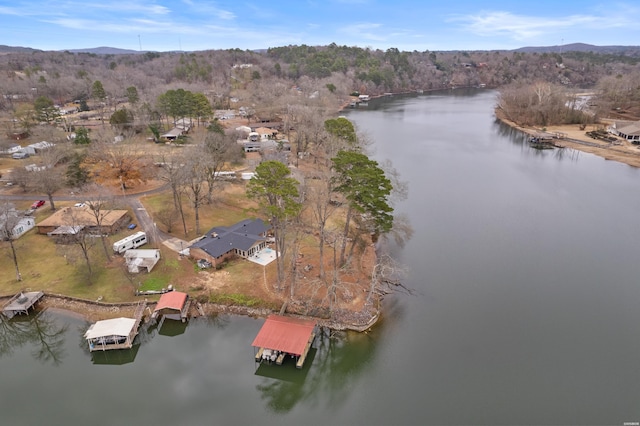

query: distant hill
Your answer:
[64,46,146,55]
[514,43,640,55]
[0,45,41,54]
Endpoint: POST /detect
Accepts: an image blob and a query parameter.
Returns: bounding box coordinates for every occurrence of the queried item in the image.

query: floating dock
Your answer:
[2,291,44,318]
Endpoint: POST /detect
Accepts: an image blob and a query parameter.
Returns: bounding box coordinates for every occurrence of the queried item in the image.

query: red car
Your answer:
[31,200,45,209]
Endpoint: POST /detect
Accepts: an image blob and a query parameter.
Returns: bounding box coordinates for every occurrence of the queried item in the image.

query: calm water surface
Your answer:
[2,90,640,425]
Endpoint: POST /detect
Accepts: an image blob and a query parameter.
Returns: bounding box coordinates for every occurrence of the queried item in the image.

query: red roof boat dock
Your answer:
[252,315,317,368]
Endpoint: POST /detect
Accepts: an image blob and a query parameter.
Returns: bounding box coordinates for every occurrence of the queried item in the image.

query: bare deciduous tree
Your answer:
[0,202,24,281]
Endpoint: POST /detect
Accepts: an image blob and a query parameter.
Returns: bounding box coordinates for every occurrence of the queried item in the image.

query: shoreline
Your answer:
[1,292,379,332]
[495,108,640,168]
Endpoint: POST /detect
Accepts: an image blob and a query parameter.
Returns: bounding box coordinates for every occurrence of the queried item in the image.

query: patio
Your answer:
[247,247,278,266]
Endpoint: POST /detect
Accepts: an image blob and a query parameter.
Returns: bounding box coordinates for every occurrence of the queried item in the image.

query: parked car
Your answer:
[74,202,86,207]
[31,200,45,209]
[197,259,212,269]
[127,223,137,230]
[12,152,29,159]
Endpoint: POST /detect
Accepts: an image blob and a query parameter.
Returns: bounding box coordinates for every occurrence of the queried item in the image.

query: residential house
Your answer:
[189,219,270,268]
[0,211,35,240]
[37,206,130,236]
[255,127,277,141]
[161,127,185,142]
[609,121,640,143]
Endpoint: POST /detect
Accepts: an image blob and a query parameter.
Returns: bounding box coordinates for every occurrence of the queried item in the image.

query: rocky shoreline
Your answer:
[1,292,380,332]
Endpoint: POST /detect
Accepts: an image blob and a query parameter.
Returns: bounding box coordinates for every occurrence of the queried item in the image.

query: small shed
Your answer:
[152,291,190,322]
[124,249,161,273]
[252,315,317,368]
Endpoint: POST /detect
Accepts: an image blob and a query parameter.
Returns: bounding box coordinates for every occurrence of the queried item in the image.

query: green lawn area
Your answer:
[0,226,198,303]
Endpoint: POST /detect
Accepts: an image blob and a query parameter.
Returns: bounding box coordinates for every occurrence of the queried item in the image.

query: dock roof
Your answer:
[252,315,317,356]
[85,317,136,339]
[154,291,188,312]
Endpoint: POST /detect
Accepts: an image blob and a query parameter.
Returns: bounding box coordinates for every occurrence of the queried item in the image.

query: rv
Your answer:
[113,231,147,254]
[213,171,237,180]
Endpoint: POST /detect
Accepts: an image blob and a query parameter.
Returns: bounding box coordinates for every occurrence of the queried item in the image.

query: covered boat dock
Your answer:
[151,291,190,322]
[2,291,44,318]
[85,302,147,352]
[252,315,317,368]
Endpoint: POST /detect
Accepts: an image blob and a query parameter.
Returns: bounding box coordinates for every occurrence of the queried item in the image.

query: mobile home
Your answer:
[113,231,148,254]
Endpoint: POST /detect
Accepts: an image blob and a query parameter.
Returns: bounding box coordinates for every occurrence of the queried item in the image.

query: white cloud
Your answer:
[339,23,386,42]
[451,9,640,41]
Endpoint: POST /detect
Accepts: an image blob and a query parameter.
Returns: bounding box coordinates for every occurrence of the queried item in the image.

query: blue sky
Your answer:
[1,0,639,52]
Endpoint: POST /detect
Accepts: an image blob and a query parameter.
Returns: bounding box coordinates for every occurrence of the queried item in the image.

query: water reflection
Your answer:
[0,310,68,365]
[90,344,140,365]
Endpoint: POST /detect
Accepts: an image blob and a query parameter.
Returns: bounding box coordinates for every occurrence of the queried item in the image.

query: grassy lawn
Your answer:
[0,184,279,308]
[0,226,198,303]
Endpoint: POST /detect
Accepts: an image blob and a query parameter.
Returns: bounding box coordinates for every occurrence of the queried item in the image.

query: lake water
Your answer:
[2,89,640,425]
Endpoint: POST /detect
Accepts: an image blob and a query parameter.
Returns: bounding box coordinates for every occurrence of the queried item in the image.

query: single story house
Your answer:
[161,127,185,141]
[0,212,35,240]
[189,219,270,268]
[254,127,277,141]
[609,121,640,143]
[124,249,161,273]
[37,206,130,235]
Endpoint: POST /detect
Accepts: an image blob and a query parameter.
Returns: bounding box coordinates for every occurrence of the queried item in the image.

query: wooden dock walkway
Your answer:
[296,332,316,369]
[2,291,44,318]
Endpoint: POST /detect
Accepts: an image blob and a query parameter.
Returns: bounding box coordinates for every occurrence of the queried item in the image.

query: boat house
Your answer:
[152,291,190,322]
[84,302,147,351]
[252,315,317,368]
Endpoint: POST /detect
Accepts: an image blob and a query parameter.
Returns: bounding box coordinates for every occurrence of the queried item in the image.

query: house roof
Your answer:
[37,207,128,229]
[190,218,270,258]
[616,121,640,137]
[161,127,184,138]
[251,315,317,356]
[85,317,136,339]
[154,291,188,312]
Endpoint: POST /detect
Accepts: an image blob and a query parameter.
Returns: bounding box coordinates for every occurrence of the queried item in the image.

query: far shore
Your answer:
[495,108,640,168]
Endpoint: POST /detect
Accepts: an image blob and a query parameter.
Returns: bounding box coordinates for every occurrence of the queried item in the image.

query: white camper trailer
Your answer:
[112,231,148,254]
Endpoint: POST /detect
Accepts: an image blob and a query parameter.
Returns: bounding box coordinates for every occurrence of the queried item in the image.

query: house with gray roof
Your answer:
[188,219,271,267]
[609,121,640,143]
